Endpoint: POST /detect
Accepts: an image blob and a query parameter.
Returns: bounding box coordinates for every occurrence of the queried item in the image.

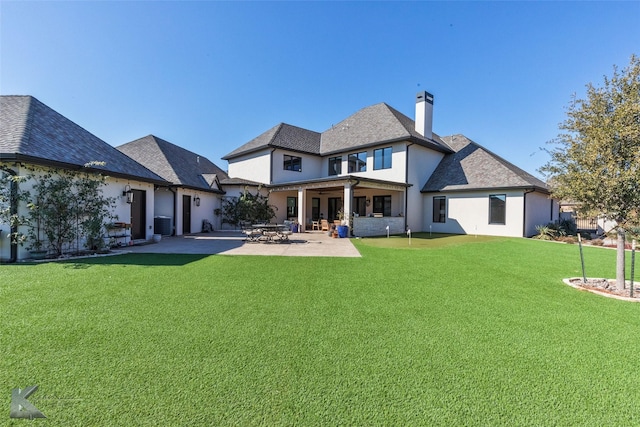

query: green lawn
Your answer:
[2,236,639,426]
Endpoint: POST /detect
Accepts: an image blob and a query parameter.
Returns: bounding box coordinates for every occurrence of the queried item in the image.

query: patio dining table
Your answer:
[243,224,292,243]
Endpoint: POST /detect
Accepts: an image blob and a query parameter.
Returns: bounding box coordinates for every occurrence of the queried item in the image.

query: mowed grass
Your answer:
[2,237,640,426]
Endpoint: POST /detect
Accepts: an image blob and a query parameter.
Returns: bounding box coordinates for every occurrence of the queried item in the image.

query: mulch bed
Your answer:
[564,277,640,302]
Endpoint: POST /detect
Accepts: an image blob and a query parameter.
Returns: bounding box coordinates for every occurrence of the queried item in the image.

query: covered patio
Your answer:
[267,176,410,237]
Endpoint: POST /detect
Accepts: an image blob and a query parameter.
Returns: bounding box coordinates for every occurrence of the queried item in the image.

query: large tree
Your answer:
[541,55,640,290]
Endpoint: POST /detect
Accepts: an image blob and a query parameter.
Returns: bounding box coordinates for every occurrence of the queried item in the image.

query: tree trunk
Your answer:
[616,228,626,290]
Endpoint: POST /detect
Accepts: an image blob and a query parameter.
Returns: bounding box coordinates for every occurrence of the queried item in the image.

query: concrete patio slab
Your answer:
[119,231,361,257]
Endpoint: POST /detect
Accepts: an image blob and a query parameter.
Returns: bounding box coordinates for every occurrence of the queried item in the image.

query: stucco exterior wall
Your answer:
[319,142,408,183]
[524,191,557,237]
[405,144,445,232]
[226,149,271,184]
[271,150,323,184]
[424,190,526,237]
[172,188,219,235]
[0,166,157,261]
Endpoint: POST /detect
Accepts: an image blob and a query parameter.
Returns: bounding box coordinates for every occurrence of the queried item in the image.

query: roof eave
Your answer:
[0,153,169,185]
[169,183,225,194]
[421,185,551,194]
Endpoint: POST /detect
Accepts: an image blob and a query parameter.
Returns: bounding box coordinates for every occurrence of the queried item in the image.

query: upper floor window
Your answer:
[373,147,392,170]
[283,155,302,172]
[348,152,367,173]
[489,194,506,224]
[433,196,446,223]
[328,156,342,176]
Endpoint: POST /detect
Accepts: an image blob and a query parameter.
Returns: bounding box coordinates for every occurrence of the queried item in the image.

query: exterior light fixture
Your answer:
[123,185,134,204]
[194,195,201,207]
[366,198,371,206]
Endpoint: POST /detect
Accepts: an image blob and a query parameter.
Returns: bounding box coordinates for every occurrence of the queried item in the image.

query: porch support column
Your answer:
[297,188,306,231]
[343,183,353,227]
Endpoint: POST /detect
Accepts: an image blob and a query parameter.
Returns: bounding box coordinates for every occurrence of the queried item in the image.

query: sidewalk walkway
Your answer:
[121,231,361,257]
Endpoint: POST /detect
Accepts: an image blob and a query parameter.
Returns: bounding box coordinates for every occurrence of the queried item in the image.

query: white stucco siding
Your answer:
[524,191,556,237]
[226,149,271,184]
[405,145,445,232]
[271,150,322,184]
[154,189,173,218]
[424,190,526,237]
[3,169,157,260]
[323,142,407,182]
[172,188,219,235]
[269,192,289,223]
[109,178,156,241]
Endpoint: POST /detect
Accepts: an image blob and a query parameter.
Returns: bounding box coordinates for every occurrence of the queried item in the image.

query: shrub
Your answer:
[558,218,577,235]
[558,235,577,244]
[533,224,557,240]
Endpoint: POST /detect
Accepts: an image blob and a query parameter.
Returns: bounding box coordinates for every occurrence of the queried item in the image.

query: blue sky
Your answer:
[1,1,638,178]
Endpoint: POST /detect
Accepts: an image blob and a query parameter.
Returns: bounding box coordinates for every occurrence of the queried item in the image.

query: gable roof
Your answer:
[222,123,321,160]
[0,96,166,183]
[117,134,228,192]
[421,134,549,193]
[222,102,452,160]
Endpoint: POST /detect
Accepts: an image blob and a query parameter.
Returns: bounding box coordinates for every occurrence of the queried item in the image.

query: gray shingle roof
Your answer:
[219,177,264,186]
[421,135,549,193]
[320,103,451,155]
[222,103,452,160]
[0,96,166,182]
[222,123,321,159]
[117,135,228,192]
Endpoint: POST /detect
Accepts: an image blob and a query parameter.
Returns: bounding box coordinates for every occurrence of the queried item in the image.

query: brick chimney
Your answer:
[415,91,434,140]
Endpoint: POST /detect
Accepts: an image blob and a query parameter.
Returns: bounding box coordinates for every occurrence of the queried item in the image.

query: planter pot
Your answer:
[152,234,162,243]
[337,225,349,238]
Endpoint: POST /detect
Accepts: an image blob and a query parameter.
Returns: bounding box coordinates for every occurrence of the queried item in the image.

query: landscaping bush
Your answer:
[533,224,557,240]
[558,235,577,244]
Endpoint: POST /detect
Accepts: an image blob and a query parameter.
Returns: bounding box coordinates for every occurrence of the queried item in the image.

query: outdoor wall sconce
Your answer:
[193,195,201,207]
[123,185,134,204]
[366,198,371,206]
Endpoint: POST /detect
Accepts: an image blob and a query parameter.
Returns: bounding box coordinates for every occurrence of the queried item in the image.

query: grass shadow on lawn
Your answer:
[59,253,212,268]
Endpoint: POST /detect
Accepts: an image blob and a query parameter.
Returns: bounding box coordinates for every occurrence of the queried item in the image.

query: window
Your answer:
[284,155,302,172]
[373,147,392,170]
[287,197,298,218]
[433,196,446,223]
[489,194,506,224]
[348,152,367,173]
[373,195,391,217]
[328,156,342,176]
[353,196,367,217]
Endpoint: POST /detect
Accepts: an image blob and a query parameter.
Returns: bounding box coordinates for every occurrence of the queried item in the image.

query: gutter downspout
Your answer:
[168,187,177,236]
[404,143,414,232]
[522,188,535,237]
[269,148,276,184]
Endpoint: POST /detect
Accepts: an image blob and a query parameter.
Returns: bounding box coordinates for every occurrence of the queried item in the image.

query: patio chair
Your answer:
[321,219,329,231]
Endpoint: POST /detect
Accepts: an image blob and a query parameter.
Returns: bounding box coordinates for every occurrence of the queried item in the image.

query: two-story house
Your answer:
[223,92,558,237]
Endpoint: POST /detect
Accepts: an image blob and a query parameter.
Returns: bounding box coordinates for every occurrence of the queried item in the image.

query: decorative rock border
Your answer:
[563,277,640,302]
